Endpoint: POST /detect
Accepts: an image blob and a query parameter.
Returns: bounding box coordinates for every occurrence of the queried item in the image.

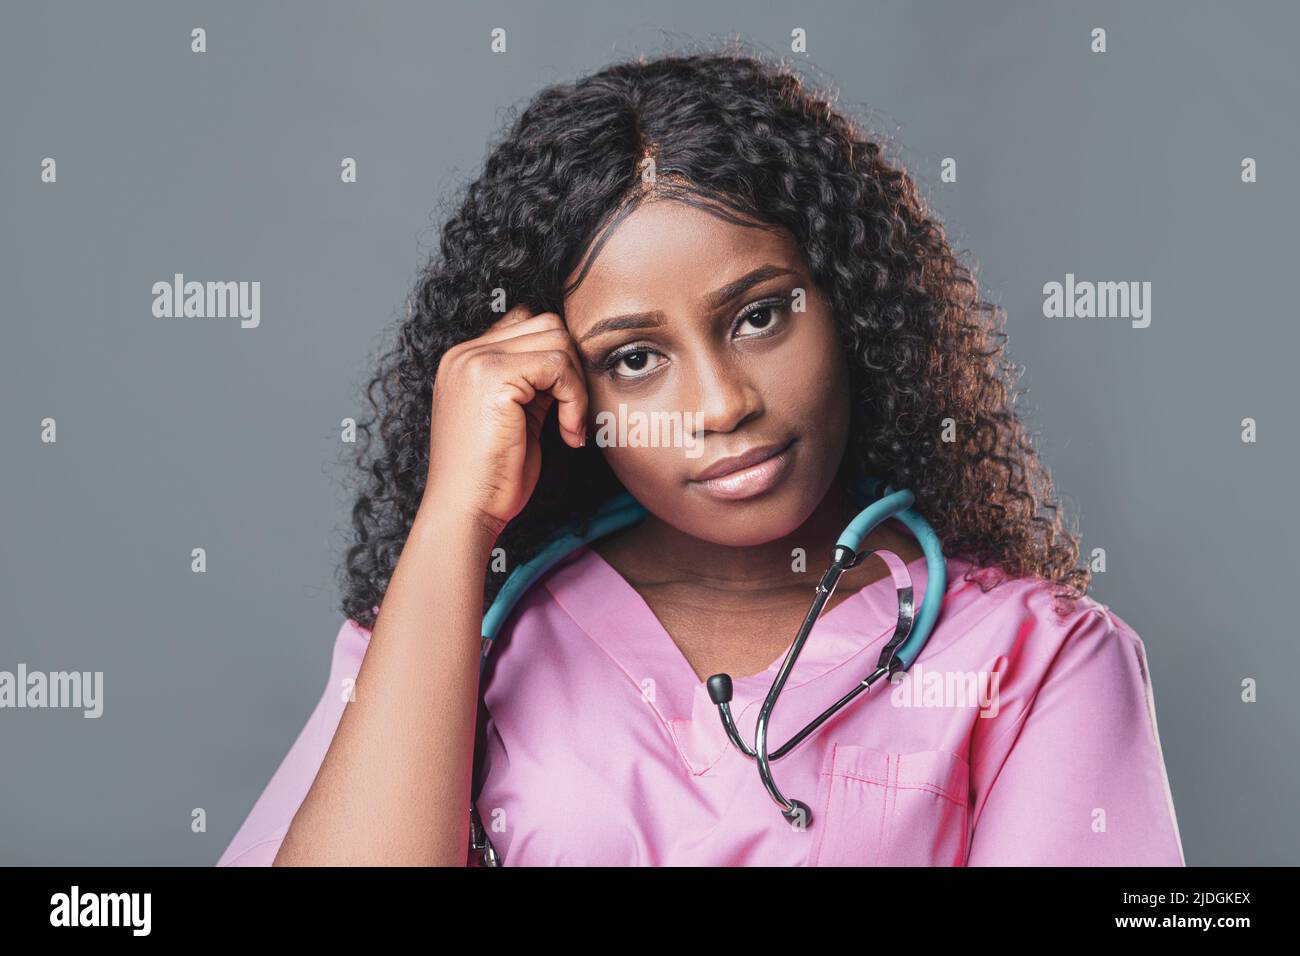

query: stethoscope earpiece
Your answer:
[705,673,733,706]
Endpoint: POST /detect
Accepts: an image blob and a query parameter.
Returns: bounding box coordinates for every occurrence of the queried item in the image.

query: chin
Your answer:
[684,486,819,545]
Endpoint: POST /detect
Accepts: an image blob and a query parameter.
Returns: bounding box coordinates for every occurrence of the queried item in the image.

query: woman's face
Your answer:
[562,198,852,547]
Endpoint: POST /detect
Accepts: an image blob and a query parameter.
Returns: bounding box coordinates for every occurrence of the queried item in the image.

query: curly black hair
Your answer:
[337,46,1090,631]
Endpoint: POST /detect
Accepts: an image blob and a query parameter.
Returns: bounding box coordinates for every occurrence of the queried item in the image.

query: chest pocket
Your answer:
[807,744,971,866]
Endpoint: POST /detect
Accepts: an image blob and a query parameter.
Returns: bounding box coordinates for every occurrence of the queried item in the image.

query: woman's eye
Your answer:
[606,347,667,380]
[735,299,791,337]
[599,298,790,381]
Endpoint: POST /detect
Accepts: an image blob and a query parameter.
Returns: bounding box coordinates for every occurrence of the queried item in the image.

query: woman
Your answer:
[218,50,1184,866]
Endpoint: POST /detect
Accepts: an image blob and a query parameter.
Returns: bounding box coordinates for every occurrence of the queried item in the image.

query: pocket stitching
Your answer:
[893,780,966,806]
[810,752,838,865]
[898,750,970,806]
[829,753,969,806]
[877,753,894,867]
[810,746,971,866]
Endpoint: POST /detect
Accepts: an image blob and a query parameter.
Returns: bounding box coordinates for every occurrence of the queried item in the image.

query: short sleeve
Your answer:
[215,619,372,866]
[966,605,1185,866]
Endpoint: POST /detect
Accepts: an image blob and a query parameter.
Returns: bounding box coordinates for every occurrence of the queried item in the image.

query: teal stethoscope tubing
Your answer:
[715,474,946,825]
[469,475,946,859]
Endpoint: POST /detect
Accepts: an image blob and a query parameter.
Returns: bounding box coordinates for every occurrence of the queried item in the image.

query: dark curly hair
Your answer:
[338,46,1090,631]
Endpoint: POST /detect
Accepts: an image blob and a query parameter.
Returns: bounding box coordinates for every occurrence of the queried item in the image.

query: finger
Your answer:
[472,325,589,397]
[494,302,536,327]
[474,324,582,363]
[490,346,589,448]
[531,347,588,448]
[475,308,567,347]
[483,302,553,338]
[521,388,557,441]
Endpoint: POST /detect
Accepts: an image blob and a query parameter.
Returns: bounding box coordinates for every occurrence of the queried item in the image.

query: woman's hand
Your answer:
[420,304,589,539]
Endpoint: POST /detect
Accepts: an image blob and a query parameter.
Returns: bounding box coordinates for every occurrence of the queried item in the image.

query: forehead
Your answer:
[563,199,801,331]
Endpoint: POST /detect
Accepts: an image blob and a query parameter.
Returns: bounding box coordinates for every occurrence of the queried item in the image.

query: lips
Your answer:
[691,437,796,483]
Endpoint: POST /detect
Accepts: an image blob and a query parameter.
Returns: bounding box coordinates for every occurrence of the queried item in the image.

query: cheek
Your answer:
[583,369,696,426]
[582,383,696,487]
[762,316,849,424]
[597,443,692,508]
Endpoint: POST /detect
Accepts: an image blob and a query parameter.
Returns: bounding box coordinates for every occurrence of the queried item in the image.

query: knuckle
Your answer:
[441,339,474,370]
[542,325,575,347]
[544,349,569,374]
[463,349,497,382]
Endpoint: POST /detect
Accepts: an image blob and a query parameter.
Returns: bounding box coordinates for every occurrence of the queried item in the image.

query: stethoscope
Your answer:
[468,475,946,865]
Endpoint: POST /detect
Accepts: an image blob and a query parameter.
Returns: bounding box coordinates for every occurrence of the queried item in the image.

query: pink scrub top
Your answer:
[217,546,1186,866]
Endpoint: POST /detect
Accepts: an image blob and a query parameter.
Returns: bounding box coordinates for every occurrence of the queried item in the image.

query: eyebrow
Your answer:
[574,264,800,345]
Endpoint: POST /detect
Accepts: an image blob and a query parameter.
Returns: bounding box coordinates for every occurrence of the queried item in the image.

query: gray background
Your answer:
[1,0,1296,865]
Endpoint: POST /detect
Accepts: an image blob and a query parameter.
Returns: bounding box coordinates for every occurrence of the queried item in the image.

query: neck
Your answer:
[620,479,869,595]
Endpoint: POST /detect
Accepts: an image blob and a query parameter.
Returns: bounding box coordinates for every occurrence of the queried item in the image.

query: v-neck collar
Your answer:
[542,543,961,775]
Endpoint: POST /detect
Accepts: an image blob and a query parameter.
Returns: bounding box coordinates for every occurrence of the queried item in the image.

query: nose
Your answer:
[684,351,764,436]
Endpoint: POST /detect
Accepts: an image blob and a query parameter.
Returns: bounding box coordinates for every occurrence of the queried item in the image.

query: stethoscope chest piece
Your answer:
[703,482,945,828]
